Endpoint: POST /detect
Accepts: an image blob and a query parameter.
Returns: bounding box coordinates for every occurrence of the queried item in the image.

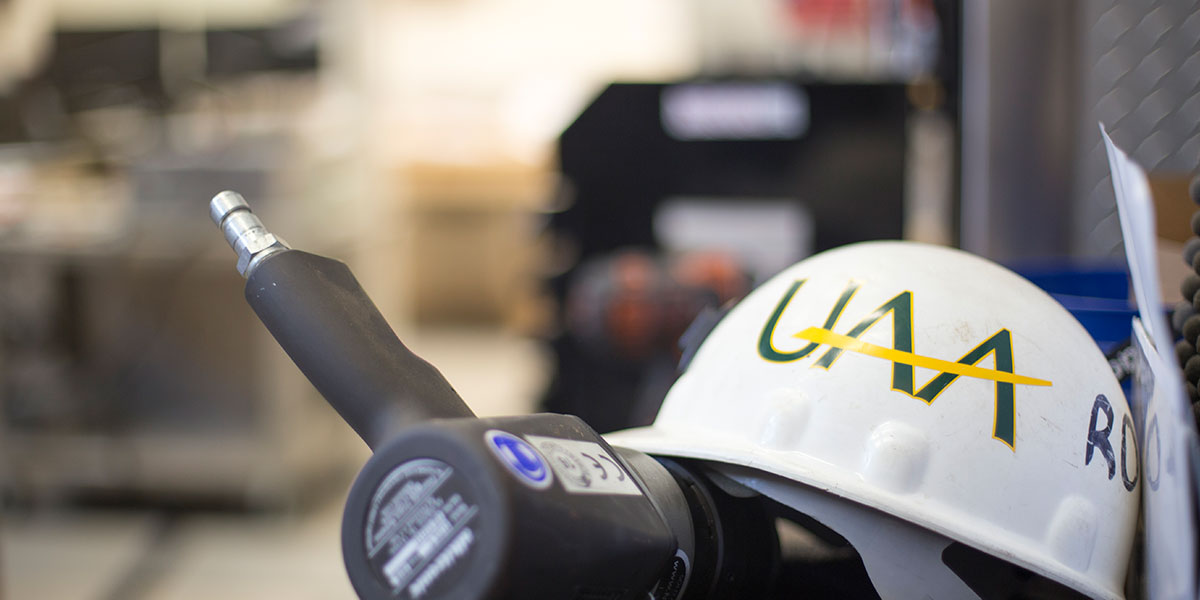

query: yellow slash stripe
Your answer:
[792,327,1052,387]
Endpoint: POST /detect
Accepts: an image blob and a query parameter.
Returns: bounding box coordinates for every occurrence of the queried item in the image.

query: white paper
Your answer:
[1103,125,1199,600]
[1130,319,1197,600]
[1101,124,1173,350]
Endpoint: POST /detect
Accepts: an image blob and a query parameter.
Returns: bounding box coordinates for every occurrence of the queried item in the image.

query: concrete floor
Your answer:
[4,501,353,600]
[1,328,549,600]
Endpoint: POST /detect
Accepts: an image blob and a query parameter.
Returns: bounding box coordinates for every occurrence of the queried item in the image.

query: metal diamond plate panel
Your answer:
[1076,0,1200,256]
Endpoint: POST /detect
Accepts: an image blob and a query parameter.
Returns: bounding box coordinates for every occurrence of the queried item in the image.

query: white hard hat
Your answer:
[608,241,1139,599]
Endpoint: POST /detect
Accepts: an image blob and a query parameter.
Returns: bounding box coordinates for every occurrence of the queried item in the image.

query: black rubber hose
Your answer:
[245,249,474,449]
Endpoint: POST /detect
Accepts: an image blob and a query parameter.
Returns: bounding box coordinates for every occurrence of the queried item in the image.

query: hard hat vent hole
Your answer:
[860,422,929,493]
[941,541,1089,600]
[1046,496,1098,572]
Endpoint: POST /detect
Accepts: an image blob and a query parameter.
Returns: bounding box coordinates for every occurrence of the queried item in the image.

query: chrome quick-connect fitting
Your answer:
[209,191,290,277]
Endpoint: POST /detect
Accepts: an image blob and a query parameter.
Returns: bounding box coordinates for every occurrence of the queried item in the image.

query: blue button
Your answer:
[485,430,552,489]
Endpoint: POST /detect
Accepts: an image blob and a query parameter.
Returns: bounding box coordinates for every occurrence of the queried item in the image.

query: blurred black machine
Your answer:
[542,80,928,432]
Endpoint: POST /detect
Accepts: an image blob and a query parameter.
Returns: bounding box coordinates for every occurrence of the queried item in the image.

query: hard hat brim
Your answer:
[607,424,1126,600]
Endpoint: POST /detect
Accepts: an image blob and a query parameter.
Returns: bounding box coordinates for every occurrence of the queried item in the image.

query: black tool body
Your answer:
[342,413,680,600]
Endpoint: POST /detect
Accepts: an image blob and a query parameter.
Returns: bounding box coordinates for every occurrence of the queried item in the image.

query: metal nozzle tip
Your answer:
[208,190,289,278]
[210,190,249,226]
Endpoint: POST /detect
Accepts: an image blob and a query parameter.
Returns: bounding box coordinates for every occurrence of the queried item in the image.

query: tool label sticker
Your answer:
[524,435,643,496]
[364,458,479,599]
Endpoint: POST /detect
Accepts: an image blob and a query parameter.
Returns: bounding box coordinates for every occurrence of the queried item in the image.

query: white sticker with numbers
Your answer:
[524,436,643,496]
